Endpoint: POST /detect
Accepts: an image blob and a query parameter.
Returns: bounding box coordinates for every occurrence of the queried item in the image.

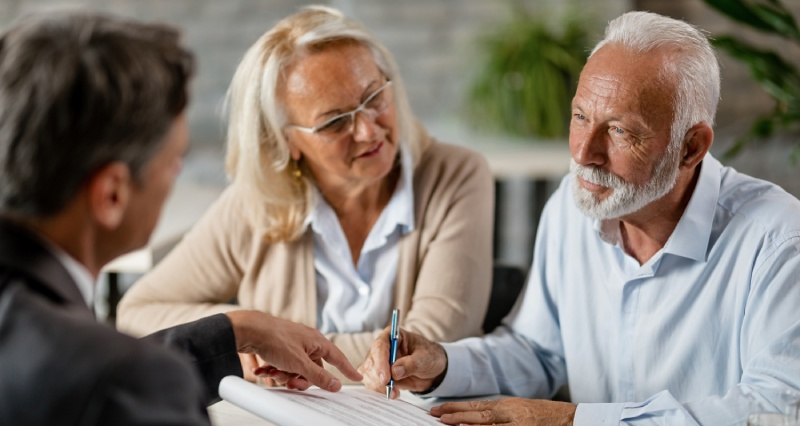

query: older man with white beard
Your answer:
[357,11,800,426]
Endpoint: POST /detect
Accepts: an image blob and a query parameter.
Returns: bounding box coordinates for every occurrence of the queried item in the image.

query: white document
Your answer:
[218,376,441,426]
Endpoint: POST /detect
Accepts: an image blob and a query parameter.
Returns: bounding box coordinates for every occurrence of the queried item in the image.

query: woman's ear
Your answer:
[680,122,714,170]
[287,138,302,161]
[280,127,302,161]
[87,162,131,229]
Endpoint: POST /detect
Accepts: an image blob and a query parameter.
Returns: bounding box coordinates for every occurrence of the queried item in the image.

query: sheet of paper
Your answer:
[219,376,440,426]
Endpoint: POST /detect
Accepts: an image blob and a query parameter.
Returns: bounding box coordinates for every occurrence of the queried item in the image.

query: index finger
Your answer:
[319,339,363,383]
[296,357,343,392]
[371,326,393,355]
[359,327,393,386]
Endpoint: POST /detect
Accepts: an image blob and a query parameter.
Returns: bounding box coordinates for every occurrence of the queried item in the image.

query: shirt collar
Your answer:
[663,153,720,261]
[41,238,96,308]
[594,153,720,262]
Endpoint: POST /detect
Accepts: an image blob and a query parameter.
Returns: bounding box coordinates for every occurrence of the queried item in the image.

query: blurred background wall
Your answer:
[2,0,799,271]
[1,0,624,152]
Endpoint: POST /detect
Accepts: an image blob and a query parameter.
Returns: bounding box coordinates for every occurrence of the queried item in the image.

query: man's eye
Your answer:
[574,113,586,120]
[610,126,625,134]
[317,116,350,134]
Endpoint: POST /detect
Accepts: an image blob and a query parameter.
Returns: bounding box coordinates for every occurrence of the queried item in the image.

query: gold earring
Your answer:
[293,159,302,184]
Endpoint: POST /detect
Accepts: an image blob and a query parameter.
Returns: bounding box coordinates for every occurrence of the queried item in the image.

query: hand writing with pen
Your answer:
[358,328,576,425]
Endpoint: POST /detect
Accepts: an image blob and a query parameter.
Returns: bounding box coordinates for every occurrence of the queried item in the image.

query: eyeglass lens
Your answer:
[314,82,392,142]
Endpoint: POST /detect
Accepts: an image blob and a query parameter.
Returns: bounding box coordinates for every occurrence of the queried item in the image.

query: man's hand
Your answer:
[226,311,362,392]
[358,327,448,399]
[239,353,280,386]
[431,398,576,425]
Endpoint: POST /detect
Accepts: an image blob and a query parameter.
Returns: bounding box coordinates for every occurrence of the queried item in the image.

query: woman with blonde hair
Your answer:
[118,5,493,382]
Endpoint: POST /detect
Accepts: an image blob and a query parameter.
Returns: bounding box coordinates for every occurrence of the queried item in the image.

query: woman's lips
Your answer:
[358,141,383,158]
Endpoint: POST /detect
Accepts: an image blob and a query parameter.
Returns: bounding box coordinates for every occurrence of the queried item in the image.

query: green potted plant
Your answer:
[702,0,800,161]
[464,8,589,140]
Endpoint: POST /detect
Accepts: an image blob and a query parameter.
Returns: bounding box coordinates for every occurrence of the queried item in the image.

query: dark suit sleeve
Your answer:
[142,313,243,404]
[85,343,212,426]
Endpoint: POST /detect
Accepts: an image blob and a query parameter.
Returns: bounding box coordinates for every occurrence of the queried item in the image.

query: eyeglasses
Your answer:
[288,80,393,144]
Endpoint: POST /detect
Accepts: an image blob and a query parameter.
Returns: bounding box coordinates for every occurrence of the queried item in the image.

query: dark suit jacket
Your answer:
[0,220,242,425]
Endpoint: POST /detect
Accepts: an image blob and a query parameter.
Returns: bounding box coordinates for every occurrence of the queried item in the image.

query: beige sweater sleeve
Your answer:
[117,187,250,336]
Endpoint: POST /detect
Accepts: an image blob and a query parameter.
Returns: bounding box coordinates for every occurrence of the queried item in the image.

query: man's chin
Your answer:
[573,189,632,220]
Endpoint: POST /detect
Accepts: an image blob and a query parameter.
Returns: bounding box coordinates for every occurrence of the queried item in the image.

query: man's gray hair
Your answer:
[591,11,720,148]
[0,12,194,218]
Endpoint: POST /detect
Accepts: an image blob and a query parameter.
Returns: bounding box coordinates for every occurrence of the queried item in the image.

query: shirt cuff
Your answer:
[419,342,473,398]
[574,403,624,425]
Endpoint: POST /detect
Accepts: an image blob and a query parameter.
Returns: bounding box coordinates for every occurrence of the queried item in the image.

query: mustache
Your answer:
[569,160,627,189]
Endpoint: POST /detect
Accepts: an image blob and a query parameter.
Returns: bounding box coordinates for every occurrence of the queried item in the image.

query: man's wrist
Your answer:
[225,310,256,352]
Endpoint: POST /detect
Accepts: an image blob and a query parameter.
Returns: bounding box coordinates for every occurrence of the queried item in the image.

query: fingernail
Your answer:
[329,378,341,390]
[392,366,405,378]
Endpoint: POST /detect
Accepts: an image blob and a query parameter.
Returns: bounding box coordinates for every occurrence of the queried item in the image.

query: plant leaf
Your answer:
[711,36,800,103]
[704,0,800,41]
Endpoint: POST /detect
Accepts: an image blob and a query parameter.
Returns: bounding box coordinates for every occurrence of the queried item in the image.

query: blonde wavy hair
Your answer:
[224,5,421,243]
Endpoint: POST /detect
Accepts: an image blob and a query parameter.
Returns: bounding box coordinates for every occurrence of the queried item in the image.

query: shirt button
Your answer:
[358,286,370,296]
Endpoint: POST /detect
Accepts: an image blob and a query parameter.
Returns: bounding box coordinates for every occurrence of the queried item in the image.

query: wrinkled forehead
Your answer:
[279,42,383,119]
[577,43,676,121]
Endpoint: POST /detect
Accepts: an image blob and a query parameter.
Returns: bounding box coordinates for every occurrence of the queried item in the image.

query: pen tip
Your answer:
[385,386,391,400]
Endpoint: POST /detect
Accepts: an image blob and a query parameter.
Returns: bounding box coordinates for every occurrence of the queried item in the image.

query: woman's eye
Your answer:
[317,116,350,133]
[366,92,384,109]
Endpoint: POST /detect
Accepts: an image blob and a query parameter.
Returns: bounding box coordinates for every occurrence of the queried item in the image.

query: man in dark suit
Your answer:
[0,11,361,426]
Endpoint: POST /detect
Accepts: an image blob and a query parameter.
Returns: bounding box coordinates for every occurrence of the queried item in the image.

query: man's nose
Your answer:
[571,127,607,167]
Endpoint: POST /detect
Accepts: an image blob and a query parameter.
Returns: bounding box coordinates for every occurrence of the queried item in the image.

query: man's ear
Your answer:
[87,162,131,230]
[680,122,714,170]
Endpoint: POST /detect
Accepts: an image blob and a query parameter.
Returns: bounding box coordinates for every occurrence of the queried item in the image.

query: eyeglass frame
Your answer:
[286,80,393,143]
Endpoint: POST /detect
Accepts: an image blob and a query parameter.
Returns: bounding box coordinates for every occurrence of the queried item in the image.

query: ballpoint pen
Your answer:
[386,308,400,400]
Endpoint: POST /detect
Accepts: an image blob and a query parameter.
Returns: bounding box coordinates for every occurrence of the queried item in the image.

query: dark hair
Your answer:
[0,12,194,217]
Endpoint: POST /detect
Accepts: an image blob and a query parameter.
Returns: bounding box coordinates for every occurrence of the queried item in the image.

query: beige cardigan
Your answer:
[118,133,494,372]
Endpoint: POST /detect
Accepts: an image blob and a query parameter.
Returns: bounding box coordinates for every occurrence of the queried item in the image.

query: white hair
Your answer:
[592,11,720,149]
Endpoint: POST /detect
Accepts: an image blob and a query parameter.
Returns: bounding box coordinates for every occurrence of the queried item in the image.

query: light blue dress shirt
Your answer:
[433,154,800,425]
[310,149,415,334]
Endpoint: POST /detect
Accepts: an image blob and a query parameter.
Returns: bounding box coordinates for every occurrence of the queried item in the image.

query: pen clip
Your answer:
[390,309,399,339]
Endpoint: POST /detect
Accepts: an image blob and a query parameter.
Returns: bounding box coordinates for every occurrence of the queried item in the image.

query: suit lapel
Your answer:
[0,219,89,311]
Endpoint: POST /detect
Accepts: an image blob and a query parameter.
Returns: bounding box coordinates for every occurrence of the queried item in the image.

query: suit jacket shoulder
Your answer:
[0,277,210,425]
[0,220,232,425]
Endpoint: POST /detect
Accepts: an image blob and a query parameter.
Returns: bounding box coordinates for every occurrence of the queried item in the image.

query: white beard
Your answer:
[570,144,682,220]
